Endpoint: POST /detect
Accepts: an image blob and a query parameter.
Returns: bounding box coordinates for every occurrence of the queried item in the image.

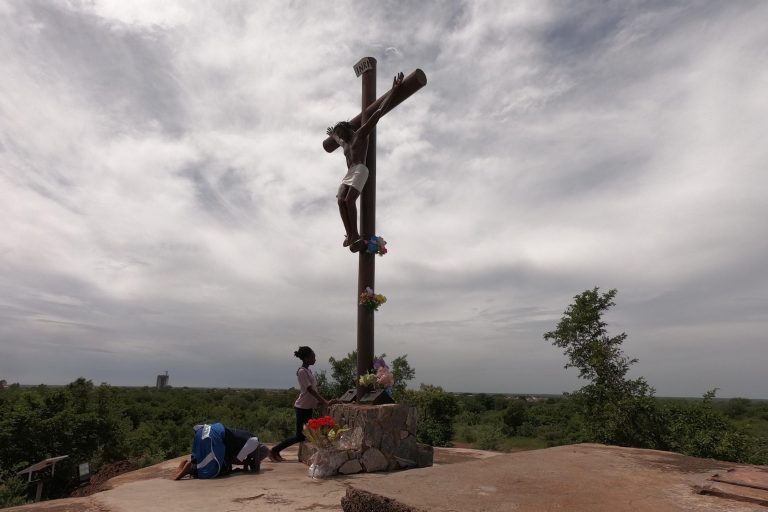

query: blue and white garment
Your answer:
[191,423,226,479]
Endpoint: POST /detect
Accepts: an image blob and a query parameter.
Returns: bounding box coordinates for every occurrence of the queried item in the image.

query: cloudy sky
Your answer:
[1,1,766,397]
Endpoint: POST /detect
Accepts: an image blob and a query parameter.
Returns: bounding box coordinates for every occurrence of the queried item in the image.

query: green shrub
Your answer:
[474,423,505,451]
[0,471,27,508]
[402,384,458,447]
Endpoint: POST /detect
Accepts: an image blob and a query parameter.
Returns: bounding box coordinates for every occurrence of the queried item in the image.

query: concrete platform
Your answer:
[6,444,766,512]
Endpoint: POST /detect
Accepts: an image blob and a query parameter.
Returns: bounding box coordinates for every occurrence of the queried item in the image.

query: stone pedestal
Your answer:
[298,403,433,475]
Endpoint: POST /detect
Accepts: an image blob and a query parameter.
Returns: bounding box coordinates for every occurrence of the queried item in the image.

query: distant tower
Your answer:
[156,371,169,389]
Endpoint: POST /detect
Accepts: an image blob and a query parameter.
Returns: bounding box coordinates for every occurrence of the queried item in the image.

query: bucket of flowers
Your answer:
[359,286,387,311]
[302,416,350,478]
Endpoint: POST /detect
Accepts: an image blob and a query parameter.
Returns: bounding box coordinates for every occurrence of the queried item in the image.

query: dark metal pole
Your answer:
[357,57,376,400]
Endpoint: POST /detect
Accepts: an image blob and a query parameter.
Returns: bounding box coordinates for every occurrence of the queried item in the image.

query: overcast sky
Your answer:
[1,0,767,398]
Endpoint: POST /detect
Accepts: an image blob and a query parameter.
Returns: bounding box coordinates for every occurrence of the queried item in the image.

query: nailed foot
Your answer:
[349,239,366,253]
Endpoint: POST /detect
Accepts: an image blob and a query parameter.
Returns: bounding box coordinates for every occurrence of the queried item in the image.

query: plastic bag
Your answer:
[308,448,347,479]
[336,427,363,451]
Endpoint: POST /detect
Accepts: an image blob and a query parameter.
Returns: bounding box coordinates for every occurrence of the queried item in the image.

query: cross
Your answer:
[323,57,427,399]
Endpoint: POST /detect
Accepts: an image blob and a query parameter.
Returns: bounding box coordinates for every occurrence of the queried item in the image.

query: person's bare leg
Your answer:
[173,458,193,480]
[337,203,352,246]
[337,185,355,247]
[343,187,362,250]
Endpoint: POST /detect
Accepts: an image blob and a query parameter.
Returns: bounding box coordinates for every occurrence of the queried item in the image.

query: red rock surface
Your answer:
[6,444,766,512]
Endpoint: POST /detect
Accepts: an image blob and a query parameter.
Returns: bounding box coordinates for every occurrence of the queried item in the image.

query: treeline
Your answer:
[450,392,768,463]
[1,379,766,506]
[0,380,300,505]
[2,287,766,506]
[0,372,456,506]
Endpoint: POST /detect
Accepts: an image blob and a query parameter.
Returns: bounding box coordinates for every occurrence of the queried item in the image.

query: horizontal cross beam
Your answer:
[322,68,428,153]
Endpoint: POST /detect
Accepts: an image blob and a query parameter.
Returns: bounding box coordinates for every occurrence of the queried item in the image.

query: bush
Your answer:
[474,423,505,451]
[402,384,458,447]
[660,390,754,463]
[502,401,527,434]
[0,471,27,508]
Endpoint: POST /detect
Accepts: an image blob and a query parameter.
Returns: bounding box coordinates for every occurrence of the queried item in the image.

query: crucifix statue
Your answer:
[322,57,427,399]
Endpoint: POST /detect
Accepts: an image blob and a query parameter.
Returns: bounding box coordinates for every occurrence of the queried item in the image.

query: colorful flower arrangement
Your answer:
[302,416,350,449]
[366,235,388,256]
[357,357,395,398]
[359,286,387,311]
[358,372,377,387]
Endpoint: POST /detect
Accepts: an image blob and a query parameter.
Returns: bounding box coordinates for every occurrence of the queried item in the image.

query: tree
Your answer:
[327,351,358,397]
[544,288,661,447]
[402,384,458,446]
[502,400,528,434]
[390,355,415,397]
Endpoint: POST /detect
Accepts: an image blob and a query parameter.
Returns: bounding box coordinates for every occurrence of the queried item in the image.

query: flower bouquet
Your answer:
[358,372,377,388]
[374,357,395,398]
[366,235,388,256]
[303,416,349,449]
[357,358,395,399]
[359,286,387,311]
[302,416,350,478]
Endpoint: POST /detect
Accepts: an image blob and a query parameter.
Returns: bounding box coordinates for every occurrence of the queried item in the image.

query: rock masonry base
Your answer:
[298,403,433,475]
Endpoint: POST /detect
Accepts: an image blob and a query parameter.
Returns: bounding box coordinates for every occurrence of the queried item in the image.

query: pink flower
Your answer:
[376,367,394,387]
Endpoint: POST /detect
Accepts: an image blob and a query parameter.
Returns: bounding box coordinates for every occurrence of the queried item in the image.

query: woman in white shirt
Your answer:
[270,346,335,462]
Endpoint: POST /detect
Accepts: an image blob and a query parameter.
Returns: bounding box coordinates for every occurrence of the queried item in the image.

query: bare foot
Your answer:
[343,236,351,247]
[173,459,193,480]
[269,448,284,462]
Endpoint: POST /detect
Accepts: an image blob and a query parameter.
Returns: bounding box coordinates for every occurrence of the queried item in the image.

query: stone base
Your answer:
[298,403,433,475]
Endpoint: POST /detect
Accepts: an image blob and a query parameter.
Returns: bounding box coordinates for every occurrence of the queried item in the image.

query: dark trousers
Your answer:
[271,407,313,454]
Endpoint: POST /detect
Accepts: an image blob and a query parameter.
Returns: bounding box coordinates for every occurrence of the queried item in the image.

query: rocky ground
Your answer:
[6,444,767,512]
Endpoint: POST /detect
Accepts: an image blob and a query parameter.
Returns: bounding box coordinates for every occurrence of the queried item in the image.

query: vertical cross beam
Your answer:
[356,57,376,399]
[325,60,426,400]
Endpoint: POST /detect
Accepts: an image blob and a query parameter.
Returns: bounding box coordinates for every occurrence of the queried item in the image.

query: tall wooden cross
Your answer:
[323,57,427,399]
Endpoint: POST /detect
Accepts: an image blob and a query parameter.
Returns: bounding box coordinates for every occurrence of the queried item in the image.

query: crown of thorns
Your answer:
[331,121,354,134]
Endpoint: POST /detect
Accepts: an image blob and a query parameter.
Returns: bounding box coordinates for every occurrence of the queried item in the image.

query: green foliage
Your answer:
[0,381,309,499]
[502,400,528,434]
[314,370,333,400]
[390,355,415,398]
[327,351,358,397]
[326,351,415,399]
[659,390,759,463]
[474,422,505,451]
[544,288,661,447]
[723,397,751,419]
[0,470,27,508]
[536,287,768,464]
[401,384,458,446]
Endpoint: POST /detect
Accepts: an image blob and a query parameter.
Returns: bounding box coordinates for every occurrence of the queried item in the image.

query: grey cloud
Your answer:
[179,164,257,225]
[14,0,186,135]
[2,0,767,397]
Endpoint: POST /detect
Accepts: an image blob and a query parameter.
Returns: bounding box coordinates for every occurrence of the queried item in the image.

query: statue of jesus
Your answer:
[327,72,404,253]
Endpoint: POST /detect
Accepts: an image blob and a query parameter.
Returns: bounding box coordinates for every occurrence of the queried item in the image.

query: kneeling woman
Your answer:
[173,423,269,479]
